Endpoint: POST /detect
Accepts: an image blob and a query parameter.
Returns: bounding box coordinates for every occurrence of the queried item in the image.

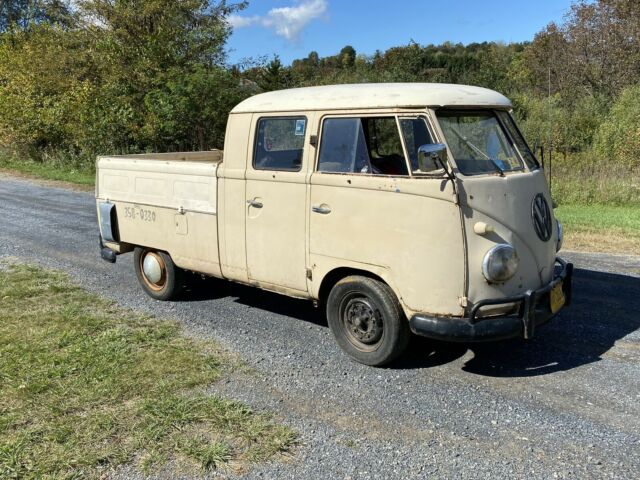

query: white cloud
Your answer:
[228,0,327,41]
[228,15,261,29]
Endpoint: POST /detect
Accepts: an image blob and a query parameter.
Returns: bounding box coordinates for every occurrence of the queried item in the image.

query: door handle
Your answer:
[247,199,263,208]
[312,205,331,214]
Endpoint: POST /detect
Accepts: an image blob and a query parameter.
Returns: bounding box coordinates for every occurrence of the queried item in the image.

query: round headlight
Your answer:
[482,244,519,283]
[556,220,563,252]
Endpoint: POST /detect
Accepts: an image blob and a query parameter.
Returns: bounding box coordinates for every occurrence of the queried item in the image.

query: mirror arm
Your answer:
[436,156,455,181]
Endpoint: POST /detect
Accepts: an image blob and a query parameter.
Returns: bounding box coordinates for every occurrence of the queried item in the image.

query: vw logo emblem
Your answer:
[531,193,552,242]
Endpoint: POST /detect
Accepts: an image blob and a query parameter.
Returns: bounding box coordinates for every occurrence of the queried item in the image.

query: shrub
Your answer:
[594,83,640,169]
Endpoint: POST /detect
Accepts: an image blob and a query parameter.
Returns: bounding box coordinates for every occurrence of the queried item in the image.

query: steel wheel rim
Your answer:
[139,251,167,291]
[339,293,384,352]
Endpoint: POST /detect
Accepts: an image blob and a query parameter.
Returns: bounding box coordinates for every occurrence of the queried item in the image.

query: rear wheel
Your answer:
[134,247,183,300]
[327,276,410,366]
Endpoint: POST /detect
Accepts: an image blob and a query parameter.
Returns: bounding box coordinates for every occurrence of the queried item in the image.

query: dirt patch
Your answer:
[563,230,640,256]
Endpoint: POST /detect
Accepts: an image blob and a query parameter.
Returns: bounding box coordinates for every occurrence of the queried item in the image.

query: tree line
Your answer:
[1,0,639,179]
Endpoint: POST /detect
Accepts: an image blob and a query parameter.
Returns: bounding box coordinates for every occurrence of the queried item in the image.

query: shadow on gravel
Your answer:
[395,268,640,376]
[182,275,327,327]
[180,268,640,376]
[181,275,233,302]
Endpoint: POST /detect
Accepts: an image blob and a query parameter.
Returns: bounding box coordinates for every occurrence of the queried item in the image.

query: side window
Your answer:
[365,118,408,175]
[254,117,306,171]
[317,118,372,174]
[496,111,539,170]
[317,116,410,175]
[399,117,436,173]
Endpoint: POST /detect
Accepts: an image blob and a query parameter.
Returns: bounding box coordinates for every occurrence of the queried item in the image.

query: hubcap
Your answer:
[140,251,166,290]
[343,297,383,346]
[143,254,162,283]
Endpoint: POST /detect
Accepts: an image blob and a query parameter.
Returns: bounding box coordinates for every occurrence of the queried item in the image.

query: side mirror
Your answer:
[417,143,448,173]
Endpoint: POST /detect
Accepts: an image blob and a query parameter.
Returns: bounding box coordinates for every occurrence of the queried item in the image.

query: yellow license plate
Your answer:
[550,282,565,314]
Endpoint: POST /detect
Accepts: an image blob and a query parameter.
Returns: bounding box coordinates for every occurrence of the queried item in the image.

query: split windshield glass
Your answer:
[437,110,535,175]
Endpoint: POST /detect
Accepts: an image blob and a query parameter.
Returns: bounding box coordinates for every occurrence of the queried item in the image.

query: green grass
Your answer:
[555,204,640,255]
[0,263,294,479]
[0,155,95,186]
[556,204,640,233]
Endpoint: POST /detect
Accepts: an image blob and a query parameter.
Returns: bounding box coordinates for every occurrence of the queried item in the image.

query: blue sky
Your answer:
[227,0,575,65]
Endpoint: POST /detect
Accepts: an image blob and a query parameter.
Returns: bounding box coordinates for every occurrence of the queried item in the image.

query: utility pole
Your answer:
[548,66,552,194]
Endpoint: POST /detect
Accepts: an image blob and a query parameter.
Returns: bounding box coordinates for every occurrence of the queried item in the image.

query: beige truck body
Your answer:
[96,83,572,363]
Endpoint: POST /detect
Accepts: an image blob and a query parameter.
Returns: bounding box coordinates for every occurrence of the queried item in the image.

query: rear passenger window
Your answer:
[254,117,306,171]
[317,117,410,176]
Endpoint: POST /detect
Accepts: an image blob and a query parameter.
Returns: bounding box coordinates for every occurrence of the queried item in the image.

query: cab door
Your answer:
[308,114,465,316]
[245,115,310,292]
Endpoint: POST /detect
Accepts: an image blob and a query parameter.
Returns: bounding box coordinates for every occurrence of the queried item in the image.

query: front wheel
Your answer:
[134,247,184,301]
[326,276,410,366]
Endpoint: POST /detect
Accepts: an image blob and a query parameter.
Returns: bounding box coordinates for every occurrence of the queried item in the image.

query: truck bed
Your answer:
[95,150,223,276]
[96,150,222,214]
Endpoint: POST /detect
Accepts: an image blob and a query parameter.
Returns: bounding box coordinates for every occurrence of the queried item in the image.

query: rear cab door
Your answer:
[244,113,314,294]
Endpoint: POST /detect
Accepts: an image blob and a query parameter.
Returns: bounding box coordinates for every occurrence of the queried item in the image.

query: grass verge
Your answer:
[556,204,640,255]
[0,155,95,186]
[0,263,294,479]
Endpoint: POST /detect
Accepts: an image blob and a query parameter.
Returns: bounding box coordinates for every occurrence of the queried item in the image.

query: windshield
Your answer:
[437,110,535,175]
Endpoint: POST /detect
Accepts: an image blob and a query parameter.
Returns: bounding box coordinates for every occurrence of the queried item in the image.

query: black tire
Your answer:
[326,275,410,366]
[134,247,184,301]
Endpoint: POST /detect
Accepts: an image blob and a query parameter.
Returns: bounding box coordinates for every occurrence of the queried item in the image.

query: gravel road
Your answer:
[1,174,639,479]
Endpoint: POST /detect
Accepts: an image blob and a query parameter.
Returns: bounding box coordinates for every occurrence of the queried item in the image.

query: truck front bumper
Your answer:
[409,257,573,342]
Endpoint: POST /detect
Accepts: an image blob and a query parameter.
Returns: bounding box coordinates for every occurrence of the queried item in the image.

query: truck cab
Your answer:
[96,83,572,366]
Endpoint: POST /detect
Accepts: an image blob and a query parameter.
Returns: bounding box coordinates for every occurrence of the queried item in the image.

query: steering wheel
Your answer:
[256,155,274,168]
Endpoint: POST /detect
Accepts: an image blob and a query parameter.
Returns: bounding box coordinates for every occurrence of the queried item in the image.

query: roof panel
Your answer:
[231,83,511,113]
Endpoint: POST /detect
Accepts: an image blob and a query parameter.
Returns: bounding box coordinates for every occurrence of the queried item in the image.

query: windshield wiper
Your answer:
[448,126,505,176]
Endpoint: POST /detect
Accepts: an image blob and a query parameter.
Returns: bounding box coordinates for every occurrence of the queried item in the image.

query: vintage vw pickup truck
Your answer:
[96,83,573,366]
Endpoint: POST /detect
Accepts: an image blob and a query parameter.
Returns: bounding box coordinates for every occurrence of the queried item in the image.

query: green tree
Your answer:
[0,0,248,163]
[0,25,95,161]
[144,66,249,150]
[307,50,319,66]
[259,56,290,91]
[339,45,356,69]
[594,83,640,168]
[0,0,70,32]
[523,0,640,100]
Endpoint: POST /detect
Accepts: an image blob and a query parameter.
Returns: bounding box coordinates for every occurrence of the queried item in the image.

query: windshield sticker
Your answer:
[295,119,306,136]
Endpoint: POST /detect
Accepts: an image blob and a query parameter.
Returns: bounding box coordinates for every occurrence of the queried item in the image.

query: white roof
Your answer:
[231,83,511,113]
